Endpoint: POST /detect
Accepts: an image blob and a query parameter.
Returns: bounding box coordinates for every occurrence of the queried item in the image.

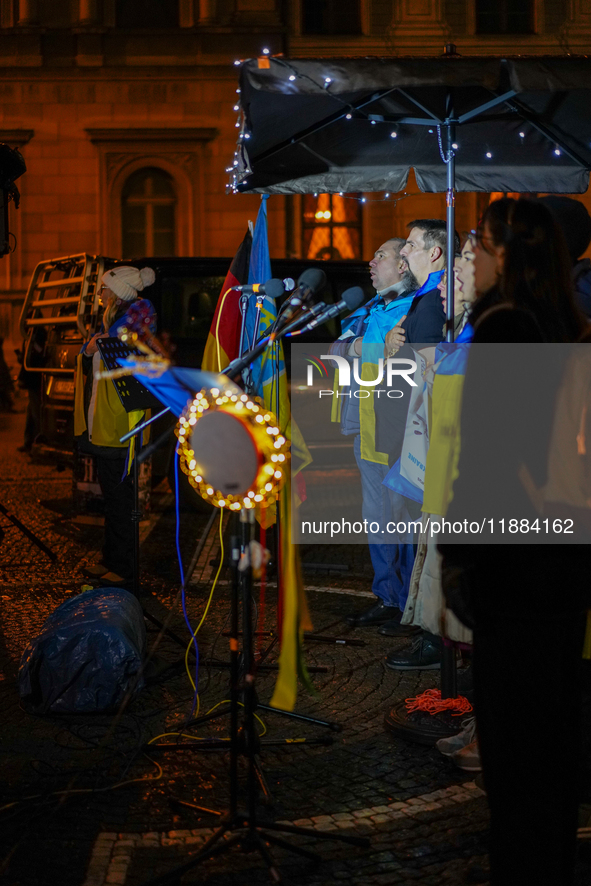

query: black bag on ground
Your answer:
[18,587,146,714]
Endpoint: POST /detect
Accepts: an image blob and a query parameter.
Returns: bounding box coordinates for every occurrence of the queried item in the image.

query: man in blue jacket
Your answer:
[376,219,461,666]
[329,237,418,628]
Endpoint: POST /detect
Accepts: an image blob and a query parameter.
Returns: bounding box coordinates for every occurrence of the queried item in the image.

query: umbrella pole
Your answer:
[445,119,456,346]
[442,117,459,700]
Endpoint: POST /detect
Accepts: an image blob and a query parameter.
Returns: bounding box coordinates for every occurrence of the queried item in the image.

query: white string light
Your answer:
[486,152,493,158]
[262,47,270,55]
[289,75,296,81]
[554,147,562,156]
[390,131,397,139]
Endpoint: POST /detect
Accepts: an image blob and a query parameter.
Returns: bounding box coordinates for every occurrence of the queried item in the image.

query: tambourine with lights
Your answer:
[175,386,289,511]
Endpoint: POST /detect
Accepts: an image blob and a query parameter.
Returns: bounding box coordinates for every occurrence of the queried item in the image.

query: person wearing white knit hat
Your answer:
[74,265,156,586]
[85,265,156,356]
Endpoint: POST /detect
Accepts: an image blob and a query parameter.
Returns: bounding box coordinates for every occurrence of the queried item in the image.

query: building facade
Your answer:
[1,0,590,348]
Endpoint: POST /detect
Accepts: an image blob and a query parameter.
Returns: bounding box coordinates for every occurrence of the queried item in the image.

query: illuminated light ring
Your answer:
[175,388,289,511]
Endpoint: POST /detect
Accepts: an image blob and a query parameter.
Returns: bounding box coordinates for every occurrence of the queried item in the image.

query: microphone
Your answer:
[297,267,327,298]
[277,268,327,327]
[295,287,365,334]
[232,278,285,298]
[280,300,329,337]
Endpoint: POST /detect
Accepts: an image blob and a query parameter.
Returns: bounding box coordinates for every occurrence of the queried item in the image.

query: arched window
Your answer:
[302,193,362,260]
[116,0,179,28]
[121,168,176,258]
[475,0,532,33]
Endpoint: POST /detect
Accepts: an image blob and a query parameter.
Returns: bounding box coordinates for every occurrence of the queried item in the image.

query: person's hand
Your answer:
[384,316,406,358]
[85,332,108,356]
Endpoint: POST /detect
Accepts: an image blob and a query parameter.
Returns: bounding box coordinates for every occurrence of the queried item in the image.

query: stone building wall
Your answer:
[0,0,590,350]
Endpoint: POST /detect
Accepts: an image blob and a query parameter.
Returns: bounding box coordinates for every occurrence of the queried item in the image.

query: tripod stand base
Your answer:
[143,811,371,886]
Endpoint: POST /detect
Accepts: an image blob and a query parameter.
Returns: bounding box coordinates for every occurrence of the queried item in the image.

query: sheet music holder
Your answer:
[96,337,163,414]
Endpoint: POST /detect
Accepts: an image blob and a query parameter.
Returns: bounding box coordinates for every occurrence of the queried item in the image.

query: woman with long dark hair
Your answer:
[441,197,589,886]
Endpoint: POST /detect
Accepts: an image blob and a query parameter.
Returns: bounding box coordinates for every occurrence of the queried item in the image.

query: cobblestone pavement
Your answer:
[1,400,590,886]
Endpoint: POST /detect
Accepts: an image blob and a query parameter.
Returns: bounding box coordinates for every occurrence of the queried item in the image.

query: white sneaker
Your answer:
[452,738,482,772]
[435,716,477,757]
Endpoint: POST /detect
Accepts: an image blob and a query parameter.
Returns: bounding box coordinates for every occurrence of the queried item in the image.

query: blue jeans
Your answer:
[353,435,418,610]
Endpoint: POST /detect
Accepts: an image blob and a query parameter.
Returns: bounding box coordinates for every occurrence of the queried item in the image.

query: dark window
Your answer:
[302,194,362,261]
[302,0,361,35]
[475,0,532,33]
[116,0,179,28]
[122,168,176,258]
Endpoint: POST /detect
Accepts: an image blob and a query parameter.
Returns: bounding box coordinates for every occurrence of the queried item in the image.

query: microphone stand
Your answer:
[142,508,369,886]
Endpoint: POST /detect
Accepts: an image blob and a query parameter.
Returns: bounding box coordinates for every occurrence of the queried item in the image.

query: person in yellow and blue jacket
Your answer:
[329,238,418,629]
[74,265,156,586]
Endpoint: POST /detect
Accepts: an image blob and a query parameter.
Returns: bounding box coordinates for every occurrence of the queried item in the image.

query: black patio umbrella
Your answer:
[232,54,591,340]
[232,55,591,718]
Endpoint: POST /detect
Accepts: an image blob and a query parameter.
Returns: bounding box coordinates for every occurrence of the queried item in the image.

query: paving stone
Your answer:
[0,440,588,886]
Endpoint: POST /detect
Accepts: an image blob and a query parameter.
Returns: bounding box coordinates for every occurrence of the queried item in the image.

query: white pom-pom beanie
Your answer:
[102,265,156,302]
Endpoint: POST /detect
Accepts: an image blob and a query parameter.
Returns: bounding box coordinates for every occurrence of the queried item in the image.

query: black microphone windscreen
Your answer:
[341,286,365,311]
[297,268,327,294]
[263,278,285,299]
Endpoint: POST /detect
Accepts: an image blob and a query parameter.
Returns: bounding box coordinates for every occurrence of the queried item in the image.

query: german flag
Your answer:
[202,229,252,372]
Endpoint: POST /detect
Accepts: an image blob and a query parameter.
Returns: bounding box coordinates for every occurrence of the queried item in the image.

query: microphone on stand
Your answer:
[232,278,285,298]
[279,300,329,337]
[291,286,365,335]
[276,268,327,327]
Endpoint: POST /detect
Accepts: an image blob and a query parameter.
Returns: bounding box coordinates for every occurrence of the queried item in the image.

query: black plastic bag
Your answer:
[19,587,146,714]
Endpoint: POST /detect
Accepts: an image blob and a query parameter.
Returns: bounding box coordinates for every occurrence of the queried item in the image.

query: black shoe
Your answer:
[378,618,422,638]
[385,634,442,670]
[346,601,400,628]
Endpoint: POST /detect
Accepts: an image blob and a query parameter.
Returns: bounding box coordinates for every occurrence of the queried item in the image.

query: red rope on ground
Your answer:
[405,688,473,716]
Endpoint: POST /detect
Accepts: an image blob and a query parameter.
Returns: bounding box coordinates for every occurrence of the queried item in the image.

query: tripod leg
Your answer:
[261,830,321,863]
[0,503,56,561]
[253,833,281,884]
[257,703,342,733]
[253,753,272,804]
[262,821,370,848]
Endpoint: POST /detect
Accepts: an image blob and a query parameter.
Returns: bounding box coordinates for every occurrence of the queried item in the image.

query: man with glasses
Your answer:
[373,220,460,661]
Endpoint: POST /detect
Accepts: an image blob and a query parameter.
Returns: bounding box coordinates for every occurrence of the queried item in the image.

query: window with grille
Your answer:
[302,194,362,261]
[121,168,176,258]
[302,0,361,35]
[475,0,532,33]
[116,0,179,27]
